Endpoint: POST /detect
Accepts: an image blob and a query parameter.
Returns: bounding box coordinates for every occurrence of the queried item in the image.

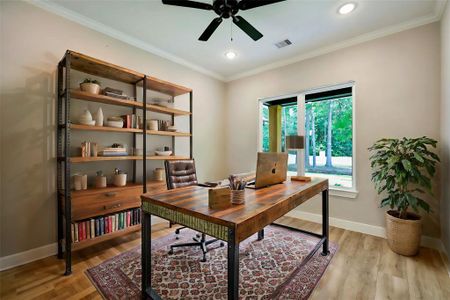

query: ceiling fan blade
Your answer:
[162,0,213,10]
[232,16,263,41]
[198,17,223,41]
[238,0,286,10]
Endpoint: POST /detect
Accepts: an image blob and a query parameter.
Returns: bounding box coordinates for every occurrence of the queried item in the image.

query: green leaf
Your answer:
[401,159,412,172]
[413,152,424,163]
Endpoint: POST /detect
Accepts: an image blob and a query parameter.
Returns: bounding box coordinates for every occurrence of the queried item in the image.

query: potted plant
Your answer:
[369,137,439,256]
[80,78,101,95]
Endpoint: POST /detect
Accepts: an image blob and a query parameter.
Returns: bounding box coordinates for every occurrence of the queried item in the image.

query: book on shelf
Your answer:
[118,114,140,129]
[71,208,141,243]
[99,147,128,157]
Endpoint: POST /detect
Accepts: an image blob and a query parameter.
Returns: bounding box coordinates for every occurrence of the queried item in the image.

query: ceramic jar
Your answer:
[113,173,127,187]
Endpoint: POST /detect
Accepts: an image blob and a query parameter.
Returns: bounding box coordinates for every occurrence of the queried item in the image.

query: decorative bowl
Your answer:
[155,150,172,156]
[105,120,124,128]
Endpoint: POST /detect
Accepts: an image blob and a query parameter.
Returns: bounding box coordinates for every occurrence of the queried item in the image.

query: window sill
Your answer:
[329,188,358,199]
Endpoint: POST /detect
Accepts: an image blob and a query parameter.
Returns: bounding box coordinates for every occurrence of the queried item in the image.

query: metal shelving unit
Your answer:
[56,50,193,275]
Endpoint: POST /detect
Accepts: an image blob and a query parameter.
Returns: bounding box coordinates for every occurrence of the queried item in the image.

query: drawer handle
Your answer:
[104,192,117,197]
[104,204,121,210]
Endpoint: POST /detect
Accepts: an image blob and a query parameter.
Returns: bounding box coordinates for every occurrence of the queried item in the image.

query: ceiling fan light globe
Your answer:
[225,51,237,59]
[338,3,356,15]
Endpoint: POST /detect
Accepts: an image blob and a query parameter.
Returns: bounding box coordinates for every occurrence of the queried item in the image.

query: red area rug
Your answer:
[86,225,337,299]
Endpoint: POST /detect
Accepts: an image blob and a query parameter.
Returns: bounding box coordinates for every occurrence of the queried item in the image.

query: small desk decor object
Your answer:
[208,187,231,209]
[290,175,312,182]
[229,175,247,205]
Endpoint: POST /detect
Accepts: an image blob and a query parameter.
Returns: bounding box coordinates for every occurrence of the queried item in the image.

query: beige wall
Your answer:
[441,2,450,254]
[0,1,446,259]
[226,23,442,237]
[0,1,227,257]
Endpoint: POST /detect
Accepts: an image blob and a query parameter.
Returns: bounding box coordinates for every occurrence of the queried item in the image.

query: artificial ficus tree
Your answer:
[369,137,439,219]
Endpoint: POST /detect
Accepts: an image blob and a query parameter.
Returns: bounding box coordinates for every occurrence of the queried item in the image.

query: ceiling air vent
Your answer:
[275,39,292,49]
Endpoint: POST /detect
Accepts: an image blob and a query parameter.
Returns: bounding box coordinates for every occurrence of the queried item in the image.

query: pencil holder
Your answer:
[231,189,245,205]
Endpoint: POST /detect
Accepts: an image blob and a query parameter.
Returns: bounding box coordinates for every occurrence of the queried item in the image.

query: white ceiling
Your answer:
[39,0,446,81]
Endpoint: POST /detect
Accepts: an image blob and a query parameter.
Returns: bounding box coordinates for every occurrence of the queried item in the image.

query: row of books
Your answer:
[121,114,142,129]
[71,208,141,243]
[99,147,128,157]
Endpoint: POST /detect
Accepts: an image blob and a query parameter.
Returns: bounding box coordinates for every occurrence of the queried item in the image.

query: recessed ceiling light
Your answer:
[338,3,356,15]
[225,50,237,60]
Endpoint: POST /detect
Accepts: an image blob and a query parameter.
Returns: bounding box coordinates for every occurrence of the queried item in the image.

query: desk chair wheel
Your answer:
[219,242,225,247]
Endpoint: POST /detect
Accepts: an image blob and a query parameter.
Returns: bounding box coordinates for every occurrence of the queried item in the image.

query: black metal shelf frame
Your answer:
[56,50,193,275]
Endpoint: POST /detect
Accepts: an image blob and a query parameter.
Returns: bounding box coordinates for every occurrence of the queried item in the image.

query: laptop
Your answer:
[246,152,288,189]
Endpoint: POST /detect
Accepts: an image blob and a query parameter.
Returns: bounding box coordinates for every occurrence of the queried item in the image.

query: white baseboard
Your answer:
[0,243,58,272]
[1,214,447,274]
[285,210,446,252]
[0,219,167,272]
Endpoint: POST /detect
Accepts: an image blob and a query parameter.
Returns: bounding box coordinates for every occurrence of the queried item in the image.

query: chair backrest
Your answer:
[164,159,198,190]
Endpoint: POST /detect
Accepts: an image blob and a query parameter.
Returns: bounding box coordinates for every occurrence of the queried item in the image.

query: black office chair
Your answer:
[164,159,224,262]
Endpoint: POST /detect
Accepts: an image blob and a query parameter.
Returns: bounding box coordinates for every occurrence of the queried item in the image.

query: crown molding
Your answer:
[28,0,225,81]
[27,0,447,83]
[225,2,447,82]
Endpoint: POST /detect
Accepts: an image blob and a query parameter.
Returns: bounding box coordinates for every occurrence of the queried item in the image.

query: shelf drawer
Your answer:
[72,186,141,221]
[69,181,167,221]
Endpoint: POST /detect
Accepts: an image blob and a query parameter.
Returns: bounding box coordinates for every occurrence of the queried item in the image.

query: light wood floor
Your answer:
[1,217,449,300]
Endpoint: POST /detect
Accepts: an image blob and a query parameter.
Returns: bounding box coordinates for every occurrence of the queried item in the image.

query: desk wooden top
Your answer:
[141,178,328,243]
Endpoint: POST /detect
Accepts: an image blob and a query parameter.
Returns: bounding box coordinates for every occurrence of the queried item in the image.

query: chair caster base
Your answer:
[220,242,225,247]
[320,251,330,256]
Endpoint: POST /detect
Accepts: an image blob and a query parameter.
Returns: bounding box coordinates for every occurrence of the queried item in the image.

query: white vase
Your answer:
[95,107,104,127]
[79,109,93,125]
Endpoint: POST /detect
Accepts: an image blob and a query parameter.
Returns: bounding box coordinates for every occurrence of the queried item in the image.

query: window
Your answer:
[304,87,354,189]
[259,83,356,193]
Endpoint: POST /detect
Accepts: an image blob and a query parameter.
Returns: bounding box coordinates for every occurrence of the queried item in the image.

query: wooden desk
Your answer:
[141,178,329,300]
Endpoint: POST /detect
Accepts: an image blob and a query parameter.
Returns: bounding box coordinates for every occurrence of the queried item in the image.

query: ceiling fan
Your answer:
[161,0,286,41]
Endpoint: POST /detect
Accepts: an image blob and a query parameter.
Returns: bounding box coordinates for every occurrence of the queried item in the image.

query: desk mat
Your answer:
[86,225,337,300]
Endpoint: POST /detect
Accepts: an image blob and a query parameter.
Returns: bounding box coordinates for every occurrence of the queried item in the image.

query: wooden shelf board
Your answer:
[72,224,140,251]
[70,90,191,116]
[69,50,144,84]
[68,51,191,96]
[69,123,190,136]
[145,75,191,97]
[69,155,189,163]
[70,90,141,108]
[146,103,191,116]
[70,123,142,133]
[146,155,189,160]
[146,130,191,137]
[70,180,165,197]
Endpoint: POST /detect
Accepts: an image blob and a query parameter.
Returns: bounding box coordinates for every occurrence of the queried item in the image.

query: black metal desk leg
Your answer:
[228,229,239,300]
[257,229,264,241]
[321,189,330,256]
[142,212,152,300]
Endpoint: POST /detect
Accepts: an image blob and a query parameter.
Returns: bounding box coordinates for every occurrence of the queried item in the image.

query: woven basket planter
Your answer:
[385,210,422,256]
[80,82,100,95]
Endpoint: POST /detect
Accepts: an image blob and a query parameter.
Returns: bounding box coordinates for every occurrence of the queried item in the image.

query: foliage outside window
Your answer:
[261,95,354,189]
[305,96,353,188]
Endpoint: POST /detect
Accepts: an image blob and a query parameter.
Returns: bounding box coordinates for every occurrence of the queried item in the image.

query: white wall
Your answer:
[225,23,442,238]
[441,2,450,254]
[0,1,227,257]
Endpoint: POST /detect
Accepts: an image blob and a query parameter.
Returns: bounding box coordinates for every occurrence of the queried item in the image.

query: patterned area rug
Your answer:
[86,225,337,300]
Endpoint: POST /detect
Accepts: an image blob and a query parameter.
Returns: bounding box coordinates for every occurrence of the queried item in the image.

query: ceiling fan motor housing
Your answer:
[213,0,239,18]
